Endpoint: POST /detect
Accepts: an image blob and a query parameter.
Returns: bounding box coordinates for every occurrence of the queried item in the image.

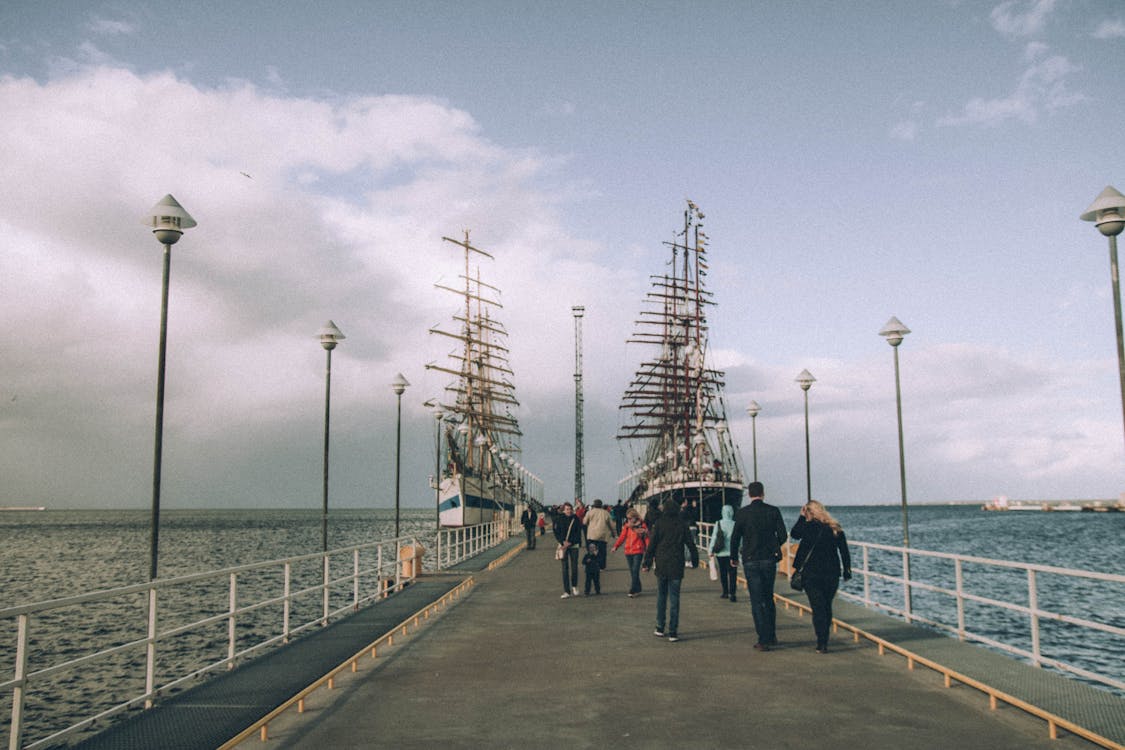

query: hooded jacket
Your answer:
[710,504,736,556]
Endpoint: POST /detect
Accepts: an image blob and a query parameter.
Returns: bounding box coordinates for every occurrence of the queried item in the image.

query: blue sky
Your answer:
[1,0,1123,510]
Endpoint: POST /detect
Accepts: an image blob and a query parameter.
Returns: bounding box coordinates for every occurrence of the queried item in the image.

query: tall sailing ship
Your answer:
[427,232,541,526]
[617,201,746,523]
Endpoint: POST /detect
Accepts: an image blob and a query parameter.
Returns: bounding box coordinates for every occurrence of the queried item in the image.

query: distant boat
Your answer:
[0,506,46,511]
[616,201,746,523]
[426,232,541,527]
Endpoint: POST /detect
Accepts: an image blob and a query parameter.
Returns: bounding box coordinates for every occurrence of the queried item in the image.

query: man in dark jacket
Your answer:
[520,506,537,549]
[728,482,787,650]
[642,499,699,642]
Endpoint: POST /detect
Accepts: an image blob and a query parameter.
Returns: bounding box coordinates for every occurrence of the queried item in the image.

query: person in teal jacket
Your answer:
[710,503,738,601]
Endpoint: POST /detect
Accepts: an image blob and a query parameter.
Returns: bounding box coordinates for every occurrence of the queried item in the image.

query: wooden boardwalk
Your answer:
[221,538,1123,750]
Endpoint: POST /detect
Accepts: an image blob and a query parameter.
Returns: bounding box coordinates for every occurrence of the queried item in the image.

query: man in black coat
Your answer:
[520,506,537,549]
[642,499,699,642]
[728,482,787,650]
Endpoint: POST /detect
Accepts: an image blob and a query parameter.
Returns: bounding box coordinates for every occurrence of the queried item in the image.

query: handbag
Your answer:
[789,527,822,592]
[712,523,725,552]
[555,518,576,561]
[708,556,719,581]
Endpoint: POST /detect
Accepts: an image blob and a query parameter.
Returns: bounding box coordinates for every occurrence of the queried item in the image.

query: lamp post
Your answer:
[880,316,912,547]
[1081,186,1125,451]
[317,321,345,553]
[746,401,761,482]
[796,370,815,504]
[433,406,444,528]
[143,195,196,581]
[391,373,410,538]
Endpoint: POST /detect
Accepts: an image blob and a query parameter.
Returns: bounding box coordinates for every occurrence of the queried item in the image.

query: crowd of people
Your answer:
[522,481,852,652]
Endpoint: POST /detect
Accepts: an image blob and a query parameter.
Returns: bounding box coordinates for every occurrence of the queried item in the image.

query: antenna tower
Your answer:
[572,305,585,503]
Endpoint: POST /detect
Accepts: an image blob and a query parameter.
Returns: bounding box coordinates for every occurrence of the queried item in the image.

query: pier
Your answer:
[71,538,1125,750]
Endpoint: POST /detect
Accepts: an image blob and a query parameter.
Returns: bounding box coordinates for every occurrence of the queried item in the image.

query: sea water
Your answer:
[1,505,1122,744]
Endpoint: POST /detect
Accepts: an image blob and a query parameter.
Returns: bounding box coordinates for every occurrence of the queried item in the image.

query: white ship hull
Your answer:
[438,473,514,527]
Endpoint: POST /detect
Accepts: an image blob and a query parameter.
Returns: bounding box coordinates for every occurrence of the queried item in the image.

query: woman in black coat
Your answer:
[790,500,852,653]
[554,502,584,598]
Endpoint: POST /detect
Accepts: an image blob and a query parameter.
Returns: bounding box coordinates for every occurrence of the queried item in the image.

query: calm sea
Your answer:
[1,504,1122,745]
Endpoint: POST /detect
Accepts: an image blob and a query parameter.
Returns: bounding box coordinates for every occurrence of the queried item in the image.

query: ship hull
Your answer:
[438,473,515,527]
[631,479,744,524]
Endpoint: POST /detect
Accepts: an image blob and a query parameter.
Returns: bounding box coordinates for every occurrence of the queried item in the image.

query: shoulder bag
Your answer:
[789,527,823,592]
[556,518,576,560]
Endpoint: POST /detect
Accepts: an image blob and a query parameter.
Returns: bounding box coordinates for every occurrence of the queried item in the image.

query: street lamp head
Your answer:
[572,305,585,318]
[691,433,706,446]
[746,401,761,418]
[390,372,410,396]
[796,369,816,391]
[1081,186,1125,237]
[879,316,911,347]
[144,194,196,246]
[317,320,345,351]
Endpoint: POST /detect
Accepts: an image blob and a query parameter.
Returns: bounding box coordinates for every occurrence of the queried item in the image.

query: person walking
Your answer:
[642,499,699,642]
[709,503,738,601]
[554,502,582,598]
[581,542,602,595]
[790,500,852,653]
[583,499,616,571]
[728,481,787,651]
[611,507,648,597]
[520,506,538,550]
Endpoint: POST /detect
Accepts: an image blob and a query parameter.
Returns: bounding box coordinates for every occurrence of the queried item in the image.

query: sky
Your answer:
[1,0,1123,512]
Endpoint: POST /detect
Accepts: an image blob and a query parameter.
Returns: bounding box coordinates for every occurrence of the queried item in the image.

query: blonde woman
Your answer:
[790,500,852,653]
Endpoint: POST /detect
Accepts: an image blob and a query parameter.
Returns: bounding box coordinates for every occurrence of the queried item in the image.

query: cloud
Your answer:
[0,65,635,509]
[936,46,1083,127]
[1091,18,1125,39]
[889,120,919,141]
[87,17,137,36]
[990,0,1058,37]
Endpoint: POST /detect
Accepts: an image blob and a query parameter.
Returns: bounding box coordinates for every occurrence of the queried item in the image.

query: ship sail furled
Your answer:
[616,202,746,523]
[427,232,543,527]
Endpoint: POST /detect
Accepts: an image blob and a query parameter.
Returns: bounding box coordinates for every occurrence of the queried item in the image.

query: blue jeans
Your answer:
[626,553,643,594]
[655,575,682,636]
[742,559,778,644]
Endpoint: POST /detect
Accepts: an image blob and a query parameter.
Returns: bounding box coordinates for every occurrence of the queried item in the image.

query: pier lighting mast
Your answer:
[1081,186,1125,452]
[143,194,195,581]
[573,306,586,504]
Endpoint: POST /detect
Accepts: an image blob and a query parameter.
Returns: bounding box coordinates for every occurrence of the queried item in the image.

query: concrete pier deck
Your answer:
[225,540,1123,750]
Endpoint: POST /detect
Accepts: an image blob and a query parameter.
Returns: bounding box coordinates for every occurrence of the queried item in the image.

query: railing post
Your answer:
[322,555,330,626]
[955,558,965,640]
[377,545,384,597]
[283,562,292,643]
[145,586,158,709]
[862,546,871,607]
[1028,568,1041,667]
[353,549,360,610]
[436,528,443,572]
[902,547,913,624]
[227,573,237,669]
[8,613,29,750]
[395,539,402,593]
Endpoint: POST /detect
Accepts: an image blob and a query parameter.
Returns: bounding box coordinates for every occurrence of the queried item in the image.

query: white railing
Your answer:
[1,534,437,750]
[435,519,510,570]
[839,541,1125,694]
[698,521,1125,695]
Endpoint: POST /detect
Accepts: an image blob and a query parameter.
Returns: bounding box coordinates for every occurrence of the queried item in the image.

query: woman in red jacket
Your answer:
[612,507,649,597]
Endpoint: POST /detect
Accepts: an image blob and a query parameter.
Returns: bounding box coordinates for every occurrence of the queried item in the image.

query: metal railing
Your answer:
[698,522,1125,694]
[1,533,438,750]
[435,518,509,570]
[840,540,1125,694]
